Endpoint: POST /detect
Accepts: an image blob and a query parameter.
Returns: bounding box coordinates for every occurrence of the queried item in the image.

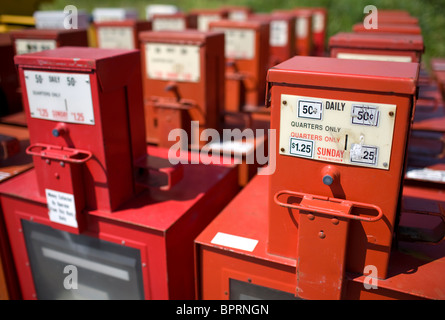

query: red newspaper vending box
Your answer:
[251,12,295,68]
[209,19,270,116]
[94,20,152,49]
[196,56,445,300]
[139,30,225,147]
[298,7,328,56]
[293,8,313,56]
[329,32,424,63]
[0,47,239,300]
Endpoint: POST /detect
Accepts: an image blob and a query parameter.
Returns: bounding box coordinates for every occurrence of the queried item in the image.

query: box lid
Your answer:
[14,47,141,91]
[329,32,424,51]
[139,29,222,43]
[353,23,421,35]
[10,28,87,40]
[267,56,419,95]
[209,19,269,30]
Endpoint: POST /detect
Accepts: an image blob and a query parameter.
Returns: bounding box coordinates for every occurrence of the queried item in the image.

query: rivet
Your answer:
[331,218,339,225]
[60,161,65,167]
[283,100,287,105]
[54,173,60,179]
[383,162,388,167]
[308,214,315,220]
[280,148,285,152]
[318,231,326,239]
[389,111,394,117]
[45,159,50,164]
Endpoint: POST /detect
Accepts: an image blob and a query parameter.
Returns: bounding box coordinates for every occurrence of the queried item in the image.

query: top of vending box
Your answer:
[267,56,419,95]
[329,32,424,51]
[139,29,224,43]
[14,47,141,91]
[14,46,139,69]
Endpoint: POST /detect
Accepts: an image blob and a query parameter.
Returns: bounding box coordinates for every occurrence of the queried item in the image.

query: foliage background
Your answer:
[39,0,445,70]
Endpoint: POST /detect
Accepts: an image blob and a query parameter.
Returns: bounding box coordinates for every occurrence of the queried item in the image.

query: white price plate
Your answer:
[296,17,309,39]
[97,26,135,49]
[279,94,396,170]
[24,70,95,125]
[270,20,288,47]
[213,28,255,60]
[290,138,314,158]
[15,39,57,55]
[146,43,201,82]
[152,18,186,31]
[197,14,221,31]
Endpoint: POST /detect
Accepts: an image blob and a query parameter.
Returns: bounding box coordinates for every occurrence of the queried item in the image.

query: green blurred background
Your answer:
[7,0,445,70]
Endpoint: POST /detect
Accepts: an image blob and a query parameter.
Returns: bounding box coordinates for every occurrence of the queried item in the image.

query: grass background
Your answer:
[38,0,445,71]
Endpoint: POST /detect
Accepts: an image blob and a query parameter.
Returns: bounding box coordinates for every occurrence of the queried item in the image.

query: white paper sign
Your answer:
[46,189,78,228]
[24,70,95,125]
[211,232,258,252]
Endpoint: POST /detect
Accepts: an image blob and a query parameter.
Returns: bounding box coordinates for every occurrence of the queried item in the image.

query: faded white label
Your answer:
[146,43,200,82]
[207,140,254,154]
[270,20,288,47]
[279,94,397,170]
[213,27,255,59]
[336,53,413,63]
[24,70,95,125]
[152,18,186,31]
[211,232,258,252]
[15,39,57,55]
[97,26,135,49]
[228,11,248,21]
[313,12,325,33]
[197,14,221,31]
[296,17,309,39]
[406,168,445,182]
[46,189,78,228]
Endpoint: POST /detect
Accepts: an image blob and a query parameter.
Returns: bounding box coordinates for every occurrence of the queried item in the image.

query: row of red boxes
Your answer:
[0,7,444,301]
